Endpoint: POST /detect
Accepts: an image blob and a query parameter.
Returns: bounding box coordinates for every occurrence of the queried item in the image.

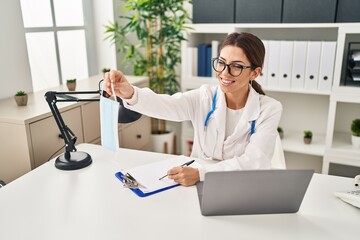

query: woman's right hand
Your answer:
[103,70,134,99]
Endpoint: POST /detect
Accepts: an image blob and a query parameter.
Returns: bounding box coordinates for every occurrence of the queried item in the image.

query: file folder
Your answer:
[205,45,212,77]
[211,40,220,77]
[318,41,336,91]
[279,41,294,89]
[187,47,198,77]
[197,44,209,76]
[267,40,281,88]
[257,40,269,87]
[291,41,307,90]
[304,41,322,90]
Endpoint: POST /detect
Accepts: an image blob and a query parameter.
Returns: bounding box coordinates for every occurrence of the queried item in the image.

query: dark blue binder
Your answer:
[197,44,210,77]
[205,45,212,77]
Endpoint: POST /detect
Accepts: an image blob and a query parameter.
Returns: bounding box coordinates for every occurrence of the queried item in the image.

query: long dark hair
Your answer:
[219,32,265,95]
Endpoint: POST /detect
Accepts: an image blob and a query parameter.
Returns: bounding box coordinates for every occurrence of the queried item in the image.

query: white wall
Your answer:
[92,0,117,72]
[0,0,32,99]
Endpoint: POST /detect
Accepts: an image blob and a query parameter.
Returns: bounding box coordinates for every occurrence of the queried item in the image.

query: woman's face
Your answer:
[216,45,256,95]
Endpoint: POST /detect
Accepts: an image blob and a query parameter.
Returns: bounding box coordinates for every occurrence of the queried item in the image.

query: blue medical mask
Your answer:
[100,94,119,151]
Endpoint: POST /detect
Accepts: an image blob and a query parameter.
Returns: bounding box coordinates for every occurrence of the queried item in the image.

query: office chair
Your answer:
[271,134,286,169]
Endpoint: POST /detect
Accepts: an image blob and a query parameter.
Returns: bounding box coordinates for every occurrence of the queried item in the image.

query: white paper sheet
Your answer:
[126,156,201,193]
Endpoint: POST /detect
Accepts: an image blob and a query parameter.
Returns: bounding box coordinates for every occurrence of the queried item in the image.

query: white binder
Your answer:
[318,41,337,92]
[211,40,220,78]
[304,41,322,90]
[257,40,268,87]
[291,41,307,90]
[278,41,294,89]
[267,40,281,88]
[187,47,198,77]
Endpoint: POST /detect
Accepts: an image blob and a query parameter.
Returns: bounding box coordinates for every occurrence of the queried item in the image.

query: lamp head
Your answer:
[117,96,142,123]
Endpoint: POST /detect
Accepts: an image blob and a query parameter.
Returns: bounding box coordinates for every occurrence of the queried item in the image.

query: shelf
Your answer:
[182,123,326,157]
[181,76,218,90]
[188,23,336,31]
[181,76,332,95]
[181,23,360,175]
[331,132,360,156]
[330,91,360,103]
[264,87,331,96]
[281,131,326,156]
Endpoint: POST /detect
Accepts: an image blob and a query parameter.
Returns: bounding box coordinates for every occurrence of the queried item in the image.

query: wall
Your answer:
[92,0,117,73]
[0,0,32,99]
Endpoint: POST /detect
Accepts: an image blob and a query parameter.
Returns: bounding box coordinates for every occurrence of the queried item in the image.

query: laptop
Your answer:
[196,169,314,216]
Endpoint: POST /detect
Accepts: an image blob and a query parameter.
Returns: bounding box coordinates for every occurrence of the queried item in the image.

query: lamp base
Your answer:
[55,151,92,170]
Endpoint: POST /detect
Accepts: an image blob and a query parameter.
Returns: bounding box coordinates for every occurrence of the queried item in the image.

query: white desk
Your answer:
[0,144,359,240]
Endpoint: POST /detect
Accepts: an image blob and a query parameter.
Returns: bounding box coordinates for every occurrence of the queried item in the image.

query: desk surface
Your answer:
[0,144,359,240]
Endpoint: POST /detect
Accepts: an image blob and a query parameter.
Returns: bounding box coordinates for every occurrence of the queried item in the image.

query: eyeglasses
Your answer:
[212,58,255,77]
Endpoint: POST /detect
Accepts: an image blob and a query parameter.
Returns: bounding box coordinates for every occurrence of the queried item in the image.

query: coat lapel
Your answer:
[212,87,226,159]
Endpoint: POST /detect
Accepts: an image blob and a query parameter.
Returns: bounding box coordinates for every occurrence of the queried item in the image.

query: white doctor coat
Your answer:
[124,84,282,181]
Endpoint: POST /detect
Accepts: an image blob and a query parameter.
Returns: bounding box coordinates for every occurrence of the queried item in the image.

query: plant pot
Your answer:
[351,135,360,148]
[14,95,28,106]
[67,82,76,91]
[150,130,174,154]
[304,137,312,144]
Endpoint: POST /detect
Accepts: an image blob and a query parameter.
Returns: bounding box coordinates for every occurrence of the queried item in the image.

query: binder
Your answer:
[115,156,199,197]
[211,40,220,77]
[187,47,198,76]
[278,41,294,89]
[205,44,212,77]
[267,40,281,88]
[291,41,307,90]
[318,41,336,91]
[257,40,269,87]
[304,41,322,90]
[197,44,208,76]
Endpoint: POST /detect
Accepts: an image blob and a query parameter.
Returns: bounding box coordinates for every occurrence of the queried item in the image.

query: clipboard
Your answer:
[115,172,180,197]
[114,155,200,197]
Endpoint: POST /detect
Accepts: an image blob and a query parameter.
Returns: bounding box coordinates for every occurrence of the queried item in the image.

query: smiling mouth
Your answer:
[220,77,235,86]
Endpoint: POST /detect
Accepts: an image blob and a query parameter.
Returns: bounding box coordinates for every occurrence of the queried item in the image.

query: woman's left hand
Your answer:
[167,167,200,186]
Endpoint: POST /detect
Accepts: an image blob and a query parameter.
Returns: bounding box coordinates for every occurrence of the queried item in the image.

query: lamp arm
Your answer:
[44,90,101,160]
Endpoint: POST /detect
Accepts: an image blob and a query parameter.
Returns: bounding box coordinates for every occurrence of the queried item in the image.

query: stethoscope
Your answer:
[202,87,256,160]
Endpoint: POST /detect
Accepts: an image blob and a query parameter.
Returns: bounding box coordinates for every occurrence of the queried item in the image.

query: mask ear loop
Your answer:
[98,79,118,103]
[110,83,118,102]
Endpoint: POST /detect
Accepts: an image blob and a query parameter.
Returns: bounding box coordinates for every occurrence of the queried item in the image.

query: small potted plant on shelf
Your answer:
[303,130,313,144]
[351,118,360,148]
[277,127,284,139]
[14,90,28,106]
[66,79,76,91]
[102,68,110,77]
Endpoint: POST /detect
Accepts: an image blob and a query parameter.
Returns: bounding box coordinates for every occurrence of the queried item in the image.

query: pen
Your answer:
[158,160,195,180]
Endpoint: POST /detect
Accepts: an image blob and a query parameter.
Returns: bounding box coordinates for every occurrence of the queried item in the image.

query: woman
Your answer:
[104,32,282,187]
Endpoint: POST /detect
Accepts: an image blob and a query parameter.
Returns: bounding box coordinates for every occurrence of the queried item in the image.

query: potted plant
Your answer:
[351,118,360,148]
[66,79,76,91]
[277,127,284,139]
[14,90,28,106]
[102,68,110,77]
[104,0,191,153]
[303,130,312,144]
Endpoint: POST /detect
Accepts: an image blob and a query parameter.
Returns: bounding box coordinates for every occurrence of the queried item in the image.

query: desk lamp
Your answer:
[45,83,141,170]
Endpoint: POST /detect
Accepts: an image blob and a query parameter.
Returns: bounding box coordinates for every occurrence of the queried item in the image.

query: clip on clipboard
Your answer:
[115,156,199,197]
[115,172,180,197]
